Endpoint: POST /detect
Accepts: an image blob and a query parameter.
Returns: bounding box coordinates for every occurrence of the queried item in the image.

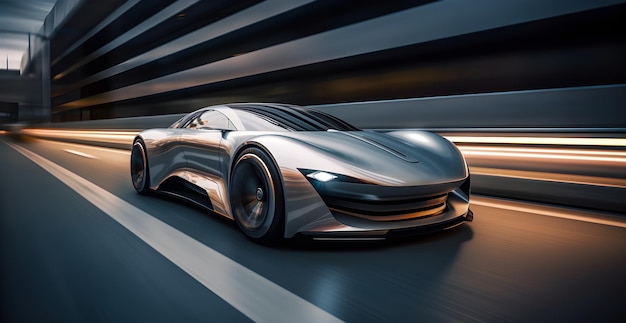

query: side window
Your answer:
[186,110,235,130]
[180,111,203,129]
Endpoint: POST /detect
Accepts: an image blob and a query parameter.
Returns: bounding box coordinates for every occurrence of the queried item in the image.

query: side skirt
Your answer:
[156,176,215,212]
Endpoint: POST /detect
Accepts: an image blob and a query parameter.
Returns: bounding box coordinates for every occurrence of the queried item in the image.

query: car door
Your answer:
[179,109,236,214]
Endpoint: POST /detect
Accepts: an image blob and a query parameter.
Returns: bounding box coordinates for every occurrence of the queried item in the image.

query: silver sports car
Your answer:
[130,103,473,243]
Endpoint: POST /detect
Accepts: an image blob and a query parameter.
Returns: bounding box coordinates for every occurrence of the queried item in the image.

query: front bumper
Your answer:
[282,168,472,239]
[296,209,473,241]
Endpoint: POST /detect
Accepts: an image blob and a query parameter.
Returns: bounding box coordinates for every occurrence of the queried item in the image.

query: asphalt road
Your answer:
[1,137,625,322]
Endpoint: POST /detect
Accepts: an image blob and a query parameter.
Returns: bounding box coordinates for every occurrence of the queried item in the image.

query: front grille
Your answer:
[326,193,448,222]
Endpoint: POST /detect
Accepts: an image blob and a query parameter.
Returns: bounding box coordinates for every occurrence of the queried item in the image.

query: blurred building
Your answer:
[3,0,626,123]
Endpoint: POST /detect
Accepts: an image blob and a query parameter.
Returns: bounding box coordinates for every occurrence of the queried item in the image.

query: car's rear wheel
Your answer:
[230,147,284,244]
[130,139,151,194]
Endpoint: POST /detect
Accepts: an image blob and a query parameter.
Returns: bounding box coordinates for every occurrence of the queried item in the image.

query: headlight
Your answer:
[299,169,370,184]
[306,171,337,182]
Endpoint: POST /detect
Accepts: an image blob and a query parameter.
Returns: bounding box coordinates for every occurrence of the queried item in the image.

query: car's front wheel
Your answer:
[230,147,285,244]
[130,139,151,194]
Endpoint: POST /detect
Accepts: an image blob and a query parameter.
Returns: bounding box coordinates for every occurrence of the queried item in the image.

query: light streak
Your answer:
[471,196,626,229]
[459,148,626,163]
[445,136,626,147]
[21,129,137,145]
[16,129,626,164]
[470,166,626,189]
[459,146,626,157]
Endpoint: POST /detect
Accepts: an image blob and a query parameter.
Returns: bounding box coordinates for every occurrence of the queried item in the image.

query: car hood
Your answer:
[274,130,468,187]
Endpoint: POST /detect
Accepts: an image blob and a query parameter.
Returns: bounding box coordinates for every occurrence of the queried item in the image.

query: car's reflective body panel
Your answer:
[137,103,471,239]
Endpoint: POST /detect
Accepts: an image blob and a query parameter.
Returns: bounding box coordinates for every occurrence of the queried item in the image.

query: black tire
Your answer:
[230,147,285,244]
[130,139,151,194]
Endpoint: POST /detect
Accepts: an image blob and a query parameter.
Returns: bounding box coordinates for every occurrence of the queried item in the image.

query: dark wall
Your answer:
[0,102,19,123]
[0,75,44,122]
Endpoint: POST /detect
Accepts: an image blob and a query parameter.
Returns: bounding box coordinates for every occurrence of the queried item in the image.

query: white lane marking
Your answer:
[471,197,626,229]
[63,149,96,159]
[6,142,342,323]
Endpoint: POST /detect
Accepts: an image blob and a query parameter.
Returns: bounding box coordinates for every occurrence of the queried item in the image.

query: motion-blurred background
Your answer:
[2,0,625,213]
[1,2,625,322]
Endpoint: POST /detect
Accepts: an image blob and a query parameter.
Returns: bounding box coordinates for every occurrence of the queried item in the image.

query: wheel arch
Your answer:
[229,140,286,209]
[230,142,278,177]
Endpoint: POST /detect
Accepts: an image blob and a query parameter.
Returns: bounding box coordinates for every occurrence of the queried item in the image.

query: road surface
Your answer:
[1,137,624,322]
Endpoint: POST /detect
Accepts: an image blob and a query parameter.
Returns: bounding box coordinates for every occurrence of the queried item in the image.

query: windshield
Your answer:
[230,104,359,131]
